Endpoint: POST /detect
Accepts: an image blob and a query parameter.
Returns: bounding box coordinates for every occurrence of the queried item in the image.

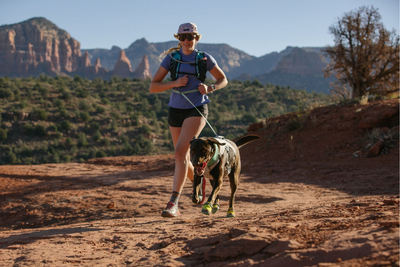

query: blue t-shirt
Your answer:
[160,49,217,109]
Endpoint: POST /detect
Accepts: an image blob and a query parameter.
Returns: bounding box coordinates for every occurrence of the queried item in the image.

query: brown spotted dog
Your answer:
[190,135,260,217]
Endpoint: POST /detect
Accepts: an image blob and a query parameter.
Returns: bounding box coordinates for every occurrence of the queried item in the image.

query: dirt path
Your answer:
[0,99,399,266]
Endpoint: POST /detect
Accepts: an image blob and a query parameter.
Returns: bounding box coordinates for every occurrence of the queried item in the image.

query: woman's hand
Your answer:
[198,83,212,95]
[175,75,188,87]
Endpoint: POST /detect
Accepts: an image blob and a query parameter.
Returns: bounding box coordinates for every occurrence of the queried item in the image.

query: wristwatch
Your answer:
[210,84,216,93]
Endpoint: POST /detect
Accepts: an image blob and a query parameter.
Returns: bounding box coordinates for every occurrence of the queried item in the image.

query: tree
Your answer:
[323,6,399,99]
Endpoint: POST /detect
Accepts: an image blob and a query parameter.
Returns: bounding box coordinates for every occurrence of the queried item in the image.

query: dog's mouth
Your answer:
[195,162,207,176]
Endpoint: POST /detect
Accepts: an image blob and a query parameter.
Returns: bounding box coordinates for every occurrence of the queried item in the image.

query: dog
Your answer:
[189,134,260,217]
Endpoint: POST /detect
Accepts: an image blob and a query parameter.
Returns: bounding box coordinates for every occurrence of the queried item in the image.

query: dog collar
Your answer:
[207,144,219,167]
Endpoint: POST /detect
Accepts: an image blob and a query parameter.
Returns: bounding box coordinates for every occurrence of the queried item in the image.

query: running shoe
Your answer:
[161,202,181,217]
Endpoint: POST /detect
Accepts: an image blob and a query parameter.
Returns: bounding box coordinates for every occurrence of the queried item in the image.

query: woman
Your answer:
[149,22,228,217]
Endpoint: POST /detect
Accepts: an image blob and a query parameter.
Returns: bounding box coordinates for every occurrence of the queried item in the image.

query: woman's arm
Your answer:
[149,66,188,93]
[198,64,228,94]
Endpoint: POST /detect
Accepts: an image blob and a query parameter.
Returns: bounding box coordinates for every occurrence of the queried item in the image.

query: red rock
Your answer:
[112,50,132,77]
[367,140,384,157]
[133,55,152,79]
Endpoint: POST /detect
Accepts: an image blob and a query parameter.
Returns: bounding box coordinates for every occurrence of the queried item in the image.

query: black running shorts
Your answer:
[168,104,209,127]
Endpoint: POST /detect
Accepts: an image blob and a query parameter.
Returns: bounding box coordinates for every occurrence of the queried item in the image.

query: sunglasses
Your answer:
[178,34,196,41]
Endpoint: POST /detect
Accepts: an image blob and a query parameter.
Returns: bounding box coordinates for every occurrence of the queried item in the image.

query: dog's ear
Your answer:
[207,137,225,146]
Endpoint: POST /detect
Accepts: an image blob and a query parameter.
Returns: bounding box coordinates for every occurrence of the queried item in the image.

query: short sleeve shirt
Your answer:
[160,49,217,109]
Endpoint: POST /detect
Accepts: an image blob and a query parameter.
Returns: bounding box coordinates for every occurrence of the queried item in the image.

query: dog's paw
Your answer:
[201,202,212,215]
[227,208,235,218]
[212,203,220,214]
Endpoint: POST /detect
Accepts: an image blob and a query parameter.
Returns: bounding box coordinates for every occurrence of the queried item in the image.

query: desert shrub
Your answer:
[241,113,258,124]
[23,123,36,135]
[101,97,110,105]
[110,119,118,131]
[95,105,105,114]
[96,150,107,158]
[0,128,7,142]
[48,124,58,132]
[79,112,91,122]
[4,151,17,164]
[90,121,100,130]
[0,88,13,99]
[78,100,90,110]
[39,87,49,98]
[60,120,72,131]
[285,113,309,131]
[34,108,48,120]
[77,88,89,98]
[77,133,88,147]
[93,130,102,141]
[101,137,110,146]
[34,124,47,136]
[141,124,152,135]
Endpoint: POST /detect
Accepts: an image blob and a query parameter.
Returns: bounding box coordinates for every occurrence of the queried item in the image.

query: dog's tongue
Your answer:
[201,162,207,169]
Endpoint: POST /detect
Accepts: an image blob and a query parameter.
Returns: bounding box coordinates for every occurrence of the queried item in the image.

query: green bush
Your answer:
[79,111,91,122]
[60,120,72,131]
[95,106,105,114]
[0,128,7,142]
[96,150,107,158]
[93,130,102,141]
[77,133,88,147]
[34,124,47,136]
[34,108,48,120]
[0,88,13,99]
[4,151,17,164]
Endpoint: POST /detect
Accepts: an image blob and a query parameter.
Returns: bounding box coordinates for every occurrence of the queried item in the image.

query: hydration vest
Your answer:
[169,50,207,82]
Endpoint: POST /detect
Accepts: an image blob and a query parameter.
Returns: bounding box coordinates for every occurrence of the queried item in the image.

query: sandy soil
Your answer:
[0,99,399,266]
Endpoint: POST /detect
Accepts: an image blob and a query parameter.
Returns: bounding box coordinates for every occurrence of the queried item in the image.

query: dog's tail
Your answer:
[234,134,260,149]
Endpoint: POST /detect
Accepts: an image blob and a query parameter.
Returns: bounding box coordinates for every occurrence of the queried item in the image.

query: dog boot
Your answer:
[201,202,213,215]
[212,203,220,214]
[227,207,235,218]
[161,202,181,217]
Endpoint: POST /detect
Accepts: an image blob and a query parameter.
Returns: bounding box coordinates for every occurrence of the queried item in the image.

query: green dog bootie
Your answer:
[227,208,235,218]
[212,203,220,214]
[201,202,212,215]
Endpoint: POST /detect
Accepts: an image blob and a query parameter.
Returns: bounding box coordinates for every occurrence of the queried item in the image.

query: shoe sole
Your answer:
[161,211,181,217]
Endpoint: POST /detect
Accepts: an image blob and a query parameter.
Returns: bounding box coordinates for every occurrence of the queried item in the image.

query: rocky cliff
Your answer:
[0,17,333,92]
[0,17,81,76]
[0,18,151,80]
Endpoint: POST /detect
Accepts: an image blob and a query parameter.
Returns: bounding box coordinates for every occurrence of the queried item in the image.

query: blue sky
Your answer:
[0,0,398,57]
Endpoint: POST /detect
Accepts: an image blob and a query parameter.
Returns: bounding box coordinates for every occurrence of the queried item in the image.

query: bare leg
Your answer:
[169,116,206,193]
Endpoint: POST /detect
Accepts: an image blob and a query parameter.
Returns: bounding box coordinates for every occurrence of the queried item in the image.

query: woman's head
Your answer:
[174,22,202,42]
[160,22,201,57]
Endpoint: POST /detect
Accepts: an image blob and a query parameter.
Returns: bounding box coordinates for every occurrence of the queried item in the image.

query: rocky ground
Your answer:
[0,99,399,266]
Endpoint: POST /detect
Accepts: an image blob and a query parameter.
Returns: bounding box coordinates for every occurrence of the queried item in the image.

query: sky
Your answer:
[0,0,398,57]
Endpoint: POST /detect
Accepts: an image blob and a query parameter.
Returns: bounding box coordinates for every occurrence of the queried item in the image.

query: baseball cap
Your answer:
[176,22,198,35]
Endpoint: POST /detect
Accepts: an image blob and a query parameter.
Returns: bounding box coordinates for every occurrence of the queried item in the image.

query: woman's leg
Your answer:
[171,116,206,193]
[162,116,205,217]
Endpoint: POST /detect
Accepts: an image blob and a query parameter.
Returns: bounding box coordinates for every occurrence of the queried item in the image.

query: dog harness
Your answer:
[204,138,237,178]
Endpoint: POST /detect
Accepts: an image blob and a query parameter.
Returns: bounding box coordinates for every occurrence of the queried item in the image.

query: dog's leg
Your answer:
[201,174,223,215]
[192,174,203,204]
[209,180,220,214]
[227,162,240,218]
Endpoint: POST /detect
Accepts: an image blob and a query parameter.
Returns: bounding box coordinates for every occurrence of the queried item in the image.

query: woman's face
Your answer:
[179,34,198,54]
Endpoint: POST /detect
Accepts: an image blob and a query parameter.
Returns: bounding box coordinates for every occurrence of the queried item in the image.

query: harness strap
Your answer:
[207,144,219,167]
[172,89,218,137]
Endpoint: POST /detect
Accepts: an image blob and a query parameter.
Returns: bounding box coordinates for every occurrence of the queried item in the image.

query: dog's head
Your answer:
[190,137,223,176]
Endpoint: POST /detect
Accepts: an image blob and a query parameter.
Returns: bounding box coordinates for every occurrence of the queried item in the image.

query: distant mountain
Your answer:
[0,17,334,94]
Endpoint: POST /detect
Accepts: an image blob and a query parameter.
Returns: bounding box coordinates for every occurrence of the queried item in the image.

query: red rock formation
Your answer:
[112,50,132,77]
[0,17,81,77]
[133,55,152,79]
